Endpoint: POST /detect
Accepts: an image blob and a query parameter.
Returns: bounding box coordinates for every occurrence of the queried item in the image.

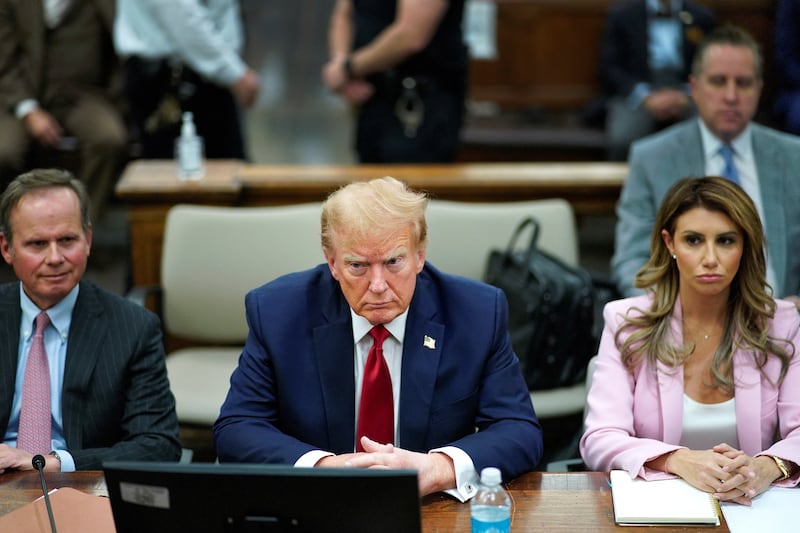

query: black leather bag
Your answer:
[484,217,595,390]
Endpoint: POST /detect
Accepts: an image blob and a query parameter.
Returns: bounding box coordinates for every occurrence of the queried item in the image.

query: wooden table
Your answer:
[1,470,728,532]
[115,159,626,287]
[0,470,108,517]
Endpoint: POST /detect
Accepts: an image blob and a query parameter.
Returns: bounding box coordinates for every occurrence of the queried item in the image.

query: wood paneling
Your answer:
[468,0,777,111]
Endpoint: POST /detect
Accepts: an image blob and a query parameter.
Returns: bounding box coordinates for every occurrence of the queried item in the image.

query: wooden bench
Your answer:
[115,159,627,288]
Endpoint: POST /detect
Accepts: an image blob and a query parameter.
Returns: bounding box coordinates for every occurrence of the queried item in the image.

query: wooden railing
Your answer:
[115,159,627,287]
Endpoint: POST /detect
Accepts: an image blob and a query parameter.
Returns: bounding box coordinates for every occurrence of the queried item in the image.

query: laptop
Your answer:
[103,461,421,533]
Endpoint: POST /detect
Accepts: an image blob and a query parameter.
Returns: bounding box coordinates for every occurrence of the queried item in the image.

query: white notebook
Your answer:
[609,470,720,526]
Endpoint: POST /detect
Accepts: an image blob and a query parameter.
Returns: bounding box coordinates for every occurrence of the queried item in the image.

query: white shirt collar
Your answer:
[351,308,408,345]
[698,119,753,163]
[19,282,79,339]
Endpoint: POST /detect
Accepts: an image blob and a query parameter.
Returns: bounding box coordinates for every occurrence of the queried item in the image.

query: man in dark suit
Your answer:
[0,0,127,221]
[600,0,716,160]
[214,177,542,500]
[612,25,800,305]
[0,169,181,472]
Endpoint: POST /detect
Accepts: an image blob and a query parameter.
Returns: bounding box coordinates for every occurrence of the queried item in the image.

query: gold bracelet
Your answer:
[769,455,790,481]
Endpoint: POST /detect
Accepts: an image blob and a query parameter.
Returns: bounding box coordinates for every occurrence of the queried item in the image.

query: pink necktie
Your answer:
[356,325,393,451]
[17,312,52,455]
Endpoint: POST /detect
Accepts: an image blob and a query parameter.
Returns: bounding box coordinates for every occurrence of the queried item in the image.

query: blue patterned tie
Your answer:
[719,144,739,185]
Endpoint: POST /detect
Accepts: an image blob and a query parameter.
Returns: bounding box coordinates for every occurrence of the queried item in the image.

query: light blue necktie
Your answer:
[719,144,739,185]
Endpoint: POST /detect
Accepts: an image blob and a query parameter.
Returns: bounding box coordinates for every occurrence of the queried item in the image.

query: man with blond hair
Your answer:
[215,176,542,500]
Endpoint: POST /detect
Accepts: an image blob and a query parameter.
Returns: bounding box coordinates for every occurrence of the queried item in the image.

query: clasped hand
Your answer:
[667,443,778,505]
[315,436,455,496]
[0,443,51,473]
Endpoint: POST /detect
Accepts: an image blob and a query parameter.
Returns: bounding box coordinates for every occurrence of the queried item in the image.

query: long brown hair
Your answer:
[616,177,792,391]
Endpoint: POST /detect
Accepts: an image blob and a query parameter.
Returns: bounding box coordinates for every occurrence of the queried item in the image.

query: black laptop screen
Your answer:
[102,461,421,533]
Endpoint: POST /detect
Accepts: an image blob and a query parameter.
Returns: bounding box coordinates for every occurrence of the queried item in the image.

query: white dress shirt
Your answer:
[113,0,246,87]
[295,309,479,502]
[3,285,80,471]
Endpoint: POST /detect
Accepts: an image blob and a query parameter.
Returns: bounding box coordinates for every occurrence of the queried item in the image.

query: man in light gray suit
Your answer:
[0,169,181,473]
[612,25,800,305]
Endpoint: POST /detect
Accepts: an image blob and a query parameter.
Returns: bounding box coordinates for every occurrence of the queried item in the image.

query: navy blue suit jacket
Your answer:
[214,263,542,481]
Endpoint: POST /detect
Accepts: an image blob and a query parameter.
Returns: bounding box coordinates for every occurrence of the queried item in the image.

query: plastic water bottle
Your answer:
[471,467,511,533]
[175,111,204,180]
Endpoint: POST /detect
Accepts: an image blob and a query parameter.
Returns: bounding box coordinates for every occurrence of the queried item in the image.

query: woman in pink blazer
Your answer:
[581,177,800,505]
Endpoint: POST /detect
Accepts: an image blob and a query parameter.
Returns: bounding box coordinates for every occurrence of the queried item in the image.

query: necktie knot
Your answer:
[719,144,739,184]
[368,324,390,347]
[35,312,51,336]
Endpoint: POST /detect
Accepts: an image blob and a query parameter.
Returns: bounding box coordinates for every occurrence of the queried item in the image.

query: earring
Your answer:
[671,253,677,259]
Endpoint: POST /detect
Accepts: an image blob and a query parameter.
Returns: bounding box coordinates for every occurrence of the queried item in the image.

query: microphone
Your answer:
[32,454,58,533]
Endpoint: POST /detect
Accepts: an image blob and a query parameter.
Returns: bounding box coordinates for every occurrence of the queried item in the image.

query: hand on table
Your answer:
[665,444,779,506]
[712,443,781,505]
[316,436,456,496]
[0,444,59,473]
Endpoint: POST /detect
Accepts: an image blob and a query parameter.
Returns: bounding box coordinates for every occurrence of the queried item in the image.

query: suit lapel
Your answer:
[733,351,762,455]
[62,283,106,448]
[674,122,706,178]
[752,127,788,295]
[0,284,22,436]
[397,276,443,451]
[659,303,686,444]
[314,280,357,453]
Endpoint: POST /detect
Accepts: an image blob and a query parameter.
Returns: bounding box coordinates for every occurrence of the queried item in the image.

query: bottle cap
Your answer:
[181,112,196,138]
[480,467,501,485]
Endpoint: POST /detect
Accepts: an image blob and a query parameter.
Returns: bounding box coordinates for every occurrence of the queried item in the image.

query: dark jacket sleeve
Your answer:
[65,284,181,469]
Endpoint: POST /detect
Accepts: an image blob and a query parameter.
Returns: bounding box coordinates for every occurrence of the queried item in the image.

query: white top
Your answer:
[680,394,739,450]
[113,0,246,86]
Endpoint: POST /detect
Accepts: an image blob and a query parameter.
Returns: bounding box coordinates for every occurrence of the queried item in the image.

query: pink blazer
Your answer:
[580,295,800,486]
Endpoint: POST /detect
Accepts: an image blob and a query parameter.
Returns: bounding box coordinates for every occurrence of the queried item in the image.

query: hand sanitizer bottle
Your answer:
[175,111,204,180]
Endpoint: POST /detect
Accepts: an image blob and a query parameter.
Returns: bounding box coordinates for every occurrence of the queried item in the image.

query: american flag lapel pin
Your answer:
[423,335,436,350]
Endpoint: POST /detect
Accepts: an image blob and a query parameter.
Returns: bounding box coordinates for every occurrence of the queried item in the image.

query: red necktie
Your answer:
[356,325,393,451]
[17,312,52,455]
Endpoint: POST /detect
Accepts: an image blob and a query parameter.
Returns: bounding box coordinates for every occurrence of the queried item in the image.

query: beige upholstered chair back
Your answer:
[161,203,324,343]
[425,199,586,421]
[425,198,578,278]
[160,199,582,427]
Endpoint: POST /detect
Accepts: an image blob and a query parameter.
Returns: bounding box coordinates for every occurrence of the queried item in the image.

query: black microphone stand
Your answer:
[32,454,58,533]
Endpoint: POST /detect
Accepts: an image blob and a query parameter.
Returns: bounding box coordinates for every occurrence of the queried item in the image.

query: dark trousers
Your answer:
[355,74,466,163]
[123,58,246,160]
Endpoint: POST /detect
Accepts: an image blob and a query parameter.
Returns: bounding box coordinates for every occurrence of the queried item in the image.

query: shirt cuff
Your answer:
[429,446,479,502]
[15,99,39,120]
[52,449,76,472]
[294,449,334,467]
